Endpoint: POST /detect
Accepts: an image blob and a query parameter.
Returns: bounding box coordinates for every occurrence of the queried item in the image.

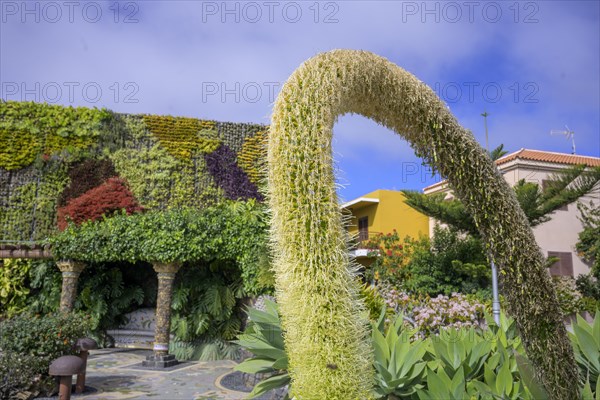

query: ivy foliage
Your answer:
[49,200,269,293]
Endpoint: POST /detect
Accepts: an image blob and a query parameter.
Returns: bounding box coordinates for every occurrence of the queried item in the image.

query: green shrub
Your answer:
[49,200,269,294]
[576,201,599,273]
[0,258,31,318]
[0,351,53,400]
[403,227,491,298]
[0,312,92,398]
[552,276,591,316]
[577,271,600,303]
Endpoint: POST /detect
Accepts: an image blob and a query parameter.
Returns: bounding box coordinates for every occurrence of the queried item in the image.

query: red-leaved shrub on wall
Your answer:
[57,177,143,230]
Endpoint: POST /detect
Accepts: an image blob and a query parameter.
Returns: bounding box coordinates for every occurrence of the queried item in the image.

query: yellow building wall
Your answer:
[345,190,428,240]
[346,203,378,236]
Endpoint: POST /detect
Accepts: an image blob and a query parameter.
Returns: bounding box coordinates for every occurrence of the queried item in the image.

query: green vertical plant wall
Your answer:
[0,101,267,241]
[268,49,577,399]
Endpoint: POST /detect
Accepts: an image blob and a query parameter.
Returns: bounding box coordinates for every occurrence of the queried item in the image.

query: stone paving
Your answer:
[70,348,248,400]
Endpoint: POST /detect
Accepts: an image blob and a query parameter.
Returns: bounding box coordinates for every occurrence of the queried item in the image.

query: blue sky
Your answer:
[2,0,599,201]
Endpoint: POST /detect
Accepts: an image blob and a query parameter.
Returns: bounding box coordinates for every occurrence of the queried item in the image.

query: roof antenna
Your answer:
[550,125,576,154]
[481,111,490,151]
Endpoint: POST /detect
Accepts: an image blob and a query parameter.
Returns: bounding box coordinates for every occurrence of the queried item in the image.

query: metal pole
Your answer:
[481,111,489,151]
[481,111,501,325]
[491,260,501,325]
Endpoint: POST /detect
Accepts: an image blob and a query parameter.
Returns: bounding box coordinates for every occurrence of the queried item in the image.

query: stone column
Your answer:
[56,261,86,312]
[143,262,182,368]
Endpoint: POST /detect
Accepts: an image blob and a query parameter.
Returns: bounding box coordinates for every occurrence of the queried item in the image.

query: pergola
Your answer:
[0,242,182,368]
[1,202,265,369]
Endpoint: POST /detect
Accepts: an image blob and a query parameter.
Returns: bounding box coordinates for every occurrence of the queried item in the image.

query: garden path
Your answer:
[47,348,248,400]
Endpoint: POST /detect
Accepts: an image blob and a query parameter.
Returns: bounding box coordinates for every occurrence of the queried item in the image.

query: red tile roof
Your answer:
[423,149,600,192]
[496,148,600,167]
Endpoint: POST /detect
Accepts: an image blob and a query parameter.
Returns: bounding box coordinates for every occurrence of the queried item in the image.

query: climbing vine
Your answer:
[49,200,269,294]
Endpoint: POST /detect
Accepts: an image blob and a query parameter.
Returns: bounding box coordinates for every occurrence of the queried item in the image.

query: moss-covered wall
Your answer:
[0,101,268,242]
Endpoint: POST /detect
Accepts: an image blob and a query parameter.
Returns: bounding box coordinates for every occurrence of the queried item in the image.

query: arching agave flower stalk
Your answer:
[268,49,578,400]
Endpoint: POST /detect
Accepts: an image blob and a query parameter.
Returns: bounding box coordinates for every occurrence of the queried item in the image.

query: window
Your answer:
[547,251,574,277]
[358,217,368,242]
[542,180,568,211]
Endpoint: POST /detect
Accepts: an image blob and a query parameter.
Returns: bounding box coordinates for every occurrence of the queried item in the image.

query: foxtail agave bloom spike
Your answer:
[268,49,577,399]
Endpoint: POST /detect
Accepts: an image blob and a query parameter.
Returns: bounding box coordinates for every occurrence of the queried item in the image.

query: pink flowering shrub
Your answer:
[413,293,486,335]
[377,284,487,336]
[378,283,421,315]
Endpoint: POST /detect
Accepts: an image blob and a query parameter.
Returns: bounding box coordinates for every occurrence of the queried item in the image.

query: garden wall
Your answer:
[0,101,268,242]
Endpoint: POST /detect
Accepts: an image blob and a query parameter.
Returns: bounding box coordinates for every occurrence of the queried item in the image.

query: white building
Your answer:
[423,149,600,277]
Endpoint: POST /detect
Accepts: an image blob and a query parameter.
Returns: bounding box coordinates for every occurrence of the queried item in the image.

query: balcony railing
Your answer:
[349,231,384,250]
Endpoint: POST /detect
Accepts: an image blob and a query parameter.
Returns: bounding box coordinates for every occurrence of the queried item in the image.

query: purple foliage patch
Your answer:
[204,144,263,201]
